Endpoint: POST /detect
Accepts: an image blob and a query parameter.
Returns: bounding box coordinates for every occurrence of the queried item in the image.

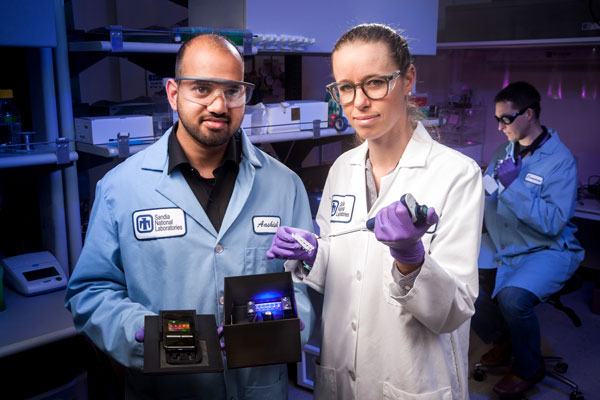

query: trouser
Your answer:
[472,268,542,379]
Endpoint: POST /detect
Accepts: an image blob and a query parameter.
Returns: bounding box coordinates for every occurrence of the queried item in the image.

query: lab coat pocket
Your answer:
[244,247,281,275]
[383,382,452,400]
[313,358,337,399]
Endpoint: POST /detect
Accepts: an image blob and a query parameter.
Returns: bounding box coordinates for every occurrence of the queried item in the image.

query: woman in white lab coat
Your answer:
[267,23,484,399]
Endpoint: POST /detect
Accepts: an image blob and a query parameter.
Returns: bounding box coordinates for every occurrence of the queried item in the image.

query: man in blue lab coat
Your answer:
[65,34,315,399]
[472,81,584,397]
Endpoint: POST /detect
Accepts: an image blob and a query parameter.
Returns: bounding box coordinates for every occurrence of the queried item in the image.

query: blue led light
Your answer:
[253,290,285,302]
[254,301,283,312]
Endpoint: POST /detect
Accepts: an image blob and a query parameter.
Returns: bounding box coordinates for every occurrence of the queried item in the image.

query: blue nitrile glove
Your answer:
[135,327,144,343]
[497,156,521,188]
[266,226,318,267]
[374,201,439,264]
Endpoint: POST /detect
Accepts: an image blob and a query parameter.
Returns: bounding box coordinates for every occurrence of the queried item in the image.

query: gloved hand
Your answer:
[266,226,318,267]
[497,156,521,188]
[135,327,144,343]
[374,201,439,264]
[217,325,225,350]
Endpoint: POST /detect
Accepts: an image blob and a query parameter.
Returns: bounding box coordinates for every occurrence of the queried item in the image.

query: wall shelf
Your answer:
[437,37,600,50]
[249,127,355,144]
[0,151,78,169]
[75,127,356,158]
[76,141,151,158]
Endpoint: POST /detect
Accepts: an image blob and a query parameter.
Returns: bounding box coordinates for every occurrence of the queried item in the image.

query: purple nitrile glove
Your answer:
[266,226,318,267]
[374,201,439,264]
[135,327,144,343]
[497,156,521,188]
[217,325,225,350]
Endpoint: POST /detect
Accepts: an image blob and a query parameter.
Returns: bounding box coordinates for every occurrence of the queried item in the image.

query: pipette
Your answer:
[291,193,430,254]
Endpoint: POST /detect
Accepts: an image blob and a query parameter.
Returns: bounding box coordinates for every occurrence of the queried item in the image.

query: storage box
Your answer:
[74,115,153,145]
[223,271,302,369]
[264,101,328,134]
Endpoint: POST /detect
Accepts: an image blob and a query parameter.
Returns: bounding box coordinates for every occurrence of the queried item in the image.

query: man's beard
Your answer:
[179,113,235,147]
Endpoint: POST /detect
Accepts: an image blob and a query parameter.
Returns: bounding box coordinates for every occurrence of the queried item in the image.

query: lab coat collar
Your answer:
[538,127,559,155]
[505,126,560,161]
[140,126,263,238]
[239,129,263,168]
[140,128,171,171]
[347,121,433,168]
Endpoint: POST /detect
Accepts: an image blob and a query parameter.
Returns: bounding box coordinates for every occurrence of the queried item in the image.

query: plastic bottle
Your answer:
[0,89,22,147]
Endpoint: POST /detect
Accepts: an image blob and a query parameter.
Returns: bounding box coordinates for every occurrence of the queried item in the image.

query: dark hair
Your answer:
[494,81,542,119]
[331,23,423,127]
[174,33,242,77]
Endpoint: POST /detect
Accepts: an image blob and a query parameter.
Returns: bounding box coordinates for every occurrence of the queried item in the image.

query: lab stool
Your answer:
[472,274,585,399]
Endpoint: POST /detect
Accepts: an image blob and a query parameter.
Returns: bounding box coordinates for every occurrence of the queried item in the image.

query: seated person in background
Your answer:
[471,81,585,397]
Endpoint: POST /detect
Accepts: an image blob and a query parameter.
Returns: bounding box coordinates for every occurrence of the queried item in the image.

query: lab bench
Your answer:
[0,288,76,358]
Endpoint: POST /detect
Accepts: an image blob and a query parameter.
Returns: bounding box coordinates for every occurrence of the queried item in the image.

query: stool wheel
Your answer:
[472,366,487,381]
[569,390,584,400]
[554,361,568,373]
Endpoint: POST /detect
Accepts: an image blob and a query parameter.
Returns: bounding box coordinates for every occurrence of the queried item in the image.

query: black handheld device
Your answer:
[364,193,429,231]
[400,193,428,225]
[161,310,197,350]
[160,310,202,364]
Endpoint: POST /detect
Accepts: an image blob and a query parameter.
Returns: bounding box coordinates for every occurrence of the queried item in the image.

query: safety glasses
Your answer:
[176,76,255,108]
[326,70,403,105]
[494,104,535,125]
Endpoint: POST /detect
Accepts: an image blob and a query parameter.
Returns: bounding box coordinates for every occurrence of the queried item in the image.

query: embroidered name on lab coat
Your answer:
[132,208,186,240]
[253,216,281,234]
[525,173,543,185]
[330,195,356,223]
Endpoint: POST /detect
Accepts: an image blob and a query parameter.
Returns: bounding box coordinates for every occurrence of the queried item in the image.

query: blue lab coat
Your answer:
[479,128,584,300]
[65,127,315,399]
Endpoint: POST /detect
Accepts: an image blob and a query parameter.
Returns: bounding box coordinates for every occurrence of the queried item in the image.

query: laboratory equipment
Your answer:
[246,295,295,323]
[0,89,22,147]
[144,312,224,375]
[223,272,302,369]
[74,115,153,145]
[291,233,316,255]
[16,131,35,151]
[264,101,328,134]
[161,310,201,364]
[1,251,67,296]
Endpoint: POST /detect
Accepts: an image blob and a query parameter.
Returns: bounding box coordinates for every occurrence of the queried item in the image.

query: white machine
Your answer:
[1,251,67,296]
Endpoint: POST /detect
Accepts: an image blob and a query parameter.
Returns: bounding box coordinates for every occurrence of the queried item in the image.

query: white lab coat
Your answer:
[288,123,484,399]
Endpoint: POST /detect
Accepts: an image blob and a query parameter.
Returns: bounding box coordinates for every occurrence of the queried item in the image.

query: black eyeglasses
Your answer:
[494,104,535,125]
[326,71,402,105]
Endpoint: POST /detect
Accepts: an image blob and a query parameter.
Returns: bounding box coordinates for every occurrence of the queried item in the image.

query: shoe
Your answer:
[493,364,546,397]
[480,340,512,367]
